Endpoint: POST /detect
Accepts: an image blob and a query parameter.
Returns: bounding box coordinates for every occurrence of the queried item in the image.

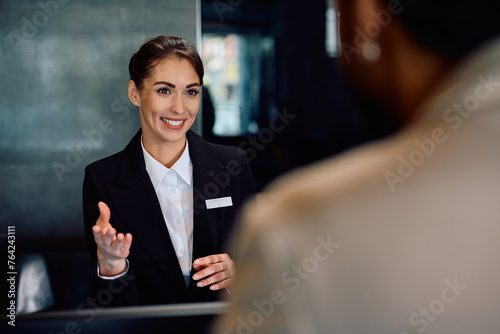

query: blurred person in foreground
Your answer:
[215,0,500,333]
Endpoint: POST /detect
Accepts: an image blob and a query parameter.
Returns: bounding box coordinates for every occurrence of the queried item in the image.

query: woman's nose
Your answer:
[170,94,185,113]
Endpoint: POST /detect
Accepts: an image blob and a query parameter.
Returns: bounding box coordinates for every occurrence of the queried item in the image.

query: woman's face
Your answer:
[134,57,200,148]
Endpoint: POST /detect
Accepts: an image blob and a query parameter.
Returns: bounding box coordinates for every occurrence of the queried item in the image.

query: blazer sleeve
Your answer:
[82,164,139,306]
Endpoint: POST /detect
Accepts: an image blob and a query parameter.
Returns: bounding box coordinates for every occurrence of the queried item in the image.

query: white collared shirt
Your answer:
[141,137,194,278]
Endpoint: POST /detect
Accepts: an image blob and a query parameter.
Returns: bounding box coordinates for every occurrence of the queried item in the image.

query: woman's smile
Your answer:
[160,117,186,129]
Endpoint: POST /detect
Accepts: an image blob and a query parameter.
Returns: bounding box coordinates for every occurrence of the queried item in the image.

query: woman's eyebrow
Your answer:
[154,81,175,87]
[153,82,200,88]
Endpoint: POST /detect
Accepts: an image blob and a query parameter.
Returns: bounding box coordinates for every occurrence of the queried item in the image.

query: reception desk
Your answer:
[14,301,229,334]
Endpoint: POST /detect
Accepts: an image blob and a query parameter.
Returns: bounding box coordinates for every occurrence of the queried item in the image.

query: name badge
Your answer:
[206,196,233,209]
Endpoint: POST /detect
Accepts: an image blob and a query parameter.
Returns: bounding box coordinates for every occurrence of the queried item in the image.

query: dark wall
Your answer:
[274,0,371,165]
[202,0,375,190]
[0,0,199,249]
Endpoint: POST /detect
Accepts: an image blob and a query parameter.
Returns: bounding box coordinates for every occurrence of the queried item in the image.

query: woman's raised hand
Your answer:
[92,201,133,276]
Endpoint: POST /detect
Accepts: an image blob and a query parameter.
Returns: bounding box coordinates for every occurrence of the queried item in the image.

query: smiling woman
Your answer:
[82,35,256,307]
[129,57,201,167]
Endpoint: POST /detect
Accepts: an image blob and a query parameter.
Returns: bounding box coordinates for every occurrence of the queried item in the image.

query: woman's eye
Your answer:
[157,87,170,94]
[186,89,199,96]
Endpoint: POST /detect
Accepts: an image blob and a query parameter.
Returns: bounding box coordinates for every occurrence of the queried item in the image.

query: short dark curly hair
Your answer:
[384,0,500,61]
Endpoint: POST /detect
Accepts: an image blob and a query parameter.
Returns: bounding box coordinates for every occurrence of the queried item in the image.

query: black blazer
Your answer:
[82,129,255,306]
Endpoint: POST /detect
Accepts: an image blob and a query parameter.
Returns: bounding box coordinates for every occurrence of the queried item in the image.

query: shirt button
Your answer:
[179,249,185,256]
[170,188,176,194]
[176,218,182,224]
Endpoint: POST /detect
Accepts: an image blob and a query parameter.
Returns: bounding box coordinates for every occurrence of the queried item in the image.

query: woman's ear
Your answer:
[128,80,140,107]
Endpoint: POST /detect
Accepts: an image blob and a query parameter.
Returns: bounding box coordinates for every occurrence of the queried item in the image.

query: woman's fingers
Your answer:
[92,202,113,245]
[121,233,133,253]
[192,253,235,290]
[96,201,111,227]
[91,202,132,277]
[111,233,133,256]
[92,224,107,247]
[209,277,234,291]
[192,253,230,270]
[92,202,132,260]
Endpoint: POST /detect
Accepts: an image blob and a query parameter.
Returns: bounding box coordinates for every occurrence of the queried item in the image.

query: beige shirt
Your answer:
[215,38,500,334]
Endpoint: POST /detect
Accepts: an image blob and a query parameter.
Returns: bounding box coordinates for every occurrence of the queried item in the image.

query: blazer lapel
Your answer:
[187,130,228,265]
[108,130,187,292]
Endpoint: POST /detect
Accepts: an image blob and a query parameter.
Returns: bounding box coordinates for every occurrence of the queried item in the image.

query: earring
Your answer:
[362,40,381,63]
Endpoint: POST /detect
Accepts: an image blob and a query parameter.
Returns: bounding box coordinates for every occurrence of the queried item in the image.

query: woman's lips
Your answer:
[160,117,185,129]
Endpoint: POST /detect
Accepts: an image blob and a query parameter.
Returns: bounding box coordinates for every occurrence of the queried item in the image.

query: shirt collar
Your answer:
[141,136,193,190]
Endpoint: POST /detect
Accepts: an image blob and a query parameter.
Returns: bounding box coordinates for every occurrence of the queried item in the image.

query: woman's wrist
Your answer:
[98,258,127,276]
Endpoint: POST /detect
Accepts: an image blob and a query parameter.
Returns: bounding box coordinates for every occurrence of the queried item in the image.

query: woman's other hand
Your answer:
[192,253,235,290]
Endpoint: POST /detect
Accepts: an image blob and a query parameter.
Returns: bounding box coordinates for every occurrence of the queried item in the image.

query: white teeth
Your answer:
[161,118,184,126]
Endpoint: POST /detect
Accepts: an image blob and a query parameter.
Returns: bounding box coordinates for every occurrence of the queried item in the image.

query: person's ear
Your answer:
[128,80,141,107]
[338,0,388,66]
